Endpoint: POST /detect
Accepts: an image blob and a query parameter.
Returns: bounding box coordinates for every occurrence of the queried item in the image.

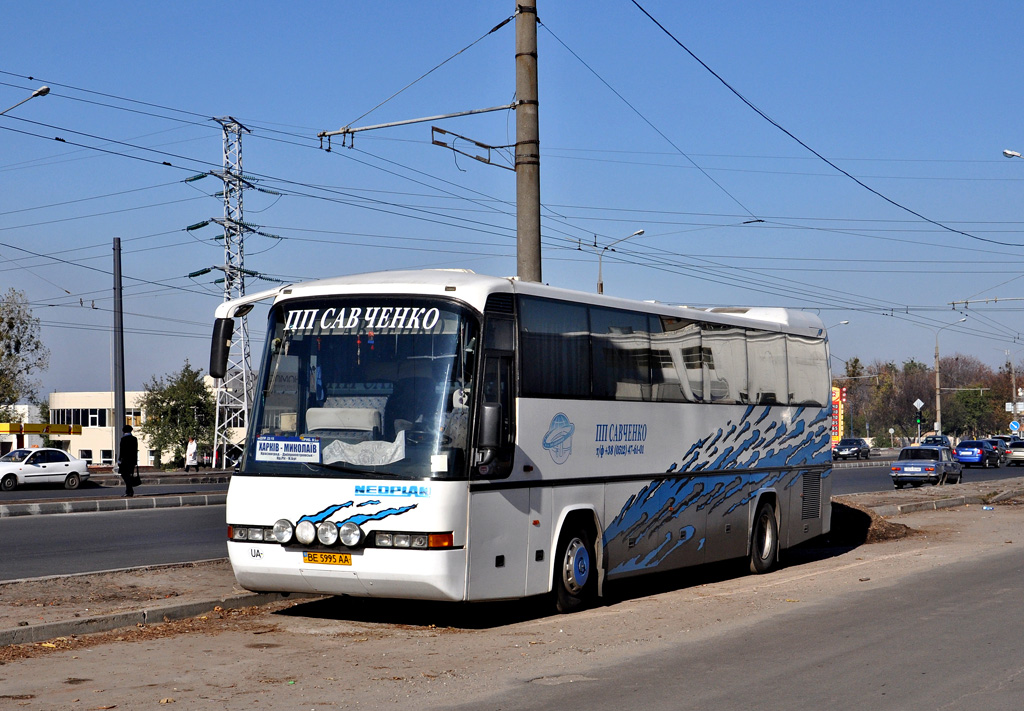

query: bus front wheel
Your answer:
[554,525,596,613]
[749,501,779,574]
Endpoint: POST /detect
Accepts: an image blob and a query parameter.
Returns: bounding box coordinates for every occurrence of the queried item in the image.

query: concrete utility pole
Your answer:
[1006,350,1018,421]
[515,2,541,282]
[212,117,253,469]
[113,238,125,470]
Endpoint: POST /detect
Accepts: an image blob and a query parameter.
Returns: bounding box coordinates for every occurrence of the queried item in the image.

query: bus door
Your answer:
[468,312,531,600]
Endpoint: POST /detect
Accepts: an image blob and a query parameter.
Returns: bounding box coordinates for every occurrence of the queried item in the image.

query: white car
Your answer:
[0,448,90,491]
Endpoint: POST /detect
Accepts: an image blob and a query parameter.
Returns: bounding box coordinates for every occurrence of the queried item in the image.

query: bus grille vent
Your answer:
[485,293,515,315]
[801,472,821,520]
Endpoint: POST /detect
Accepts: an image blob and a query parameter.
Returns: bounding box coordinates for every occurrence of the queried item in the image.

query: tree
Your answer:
[34,398,57,448]
[837,356,869,436]
[0,404,21,423]
[137,360,216,467]
[0,288,49,407]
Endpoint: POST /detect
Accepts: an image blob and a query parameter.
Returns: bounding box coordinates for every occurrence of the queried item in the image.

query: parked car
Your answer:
[1008,442,1024,466]
[985,439,1010,465]
[833,438,871,460]
[0,448,90,491]
[955,440,1001,468]
[891,446,962,488]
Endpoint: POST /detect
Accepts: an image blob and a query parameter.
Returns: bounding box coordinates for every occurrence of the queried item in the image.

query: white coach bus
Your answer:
[211,269,832,612]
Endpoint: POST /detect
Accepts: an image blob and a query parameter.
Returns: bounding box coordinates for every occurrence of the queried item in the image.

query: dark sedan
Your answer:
[833,438,871,460]
[955,440,1001,468]
[985,439,1009,465]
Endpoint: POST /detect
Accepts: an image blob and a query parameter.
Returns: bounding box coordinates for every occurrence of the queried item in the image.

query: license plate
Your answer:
[905,466,921,472]
[303,551,352,566]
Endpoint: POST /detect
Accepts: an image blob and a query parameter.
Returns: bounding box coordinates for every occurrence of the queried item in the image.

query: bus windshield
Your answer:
[243,296,478,480]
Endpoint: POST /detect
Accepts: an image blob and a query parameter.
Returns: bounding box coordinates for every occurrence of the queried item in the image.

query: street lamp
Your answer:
[934,317,967,435]
[597,229,644,294]
[1004,149,1022,159]
[997,347,1024,422]
[0,85,49,117]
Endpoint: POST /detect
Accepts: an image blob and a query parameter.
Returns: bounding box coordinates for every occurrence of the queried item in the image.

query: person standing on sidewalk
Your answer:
[117,425,139,498]
[184,437,198,472]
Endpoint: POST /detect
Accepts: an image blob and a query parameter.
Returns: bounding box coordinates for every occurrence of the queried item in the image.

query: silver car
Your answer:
[0,448,90,491]
[1007,442,1024,467]
[890,445,962,488]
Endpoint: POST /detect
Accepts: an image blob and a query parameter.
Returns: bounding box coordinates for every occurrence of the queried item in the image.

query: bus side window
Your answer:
[475,354,513,477]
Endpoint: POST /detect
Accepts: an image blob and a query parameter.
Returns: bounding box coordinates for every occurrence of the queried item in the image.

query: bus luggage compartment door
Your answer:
[467,489,529,600]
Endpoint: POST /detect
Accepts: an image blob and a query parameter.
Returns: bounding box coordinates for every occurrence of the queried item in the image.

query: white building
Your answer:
[47,391,154,466]
[0,404,44,454]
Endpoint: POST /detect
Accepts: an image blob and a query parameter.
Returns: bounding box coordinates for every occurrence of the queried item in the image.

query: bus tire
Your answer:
[554,525,596,613]
[749,501,779,574]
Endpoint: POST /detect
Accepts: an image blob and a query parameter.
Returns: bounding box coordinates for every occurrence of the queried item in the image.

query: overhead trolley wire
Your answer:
[539,20,760,221]
[629,0,1024,248]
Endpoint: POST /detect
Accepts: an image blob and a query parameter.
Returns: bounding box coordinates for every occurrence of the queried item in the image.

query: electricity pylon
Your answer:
[211,116,253,469]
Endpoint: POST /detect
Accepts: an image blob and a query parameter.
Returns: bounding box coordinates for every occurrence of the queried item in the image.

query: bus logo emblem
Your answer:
[542,413,575,465]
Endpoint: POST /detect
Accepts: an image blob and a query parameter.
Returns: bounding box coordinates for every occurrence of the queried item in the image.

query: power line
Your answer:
[629,0,1024,249]
[539,19,759,221]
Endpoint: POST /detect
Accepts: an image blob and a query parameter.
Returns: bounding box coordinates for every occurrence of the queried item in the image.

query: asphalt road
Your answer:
[4,505,1019,709]
[0,506,227,580]
[831,459,1024,495]
[451,541,1024,711]
[2,462,1020,583]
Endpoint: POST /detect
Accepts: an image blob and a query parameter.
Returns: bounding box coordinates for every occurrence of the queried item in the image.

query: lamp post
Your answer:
[934,317,967,435]
[1003,151,1024,423]
[596,229,644,294]
[0,85,49,117]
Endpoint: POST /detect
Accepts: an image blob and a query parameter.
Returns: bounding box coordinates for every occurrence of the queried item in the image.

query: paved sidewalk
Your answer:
[834,474,1024,516]
[3,475,1024,648]
[0,469,230,518]
[0,490,227,518]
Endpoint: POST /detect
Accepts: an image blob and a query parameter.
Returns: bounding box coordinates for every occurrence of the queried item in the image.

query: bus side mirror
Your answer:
[478,402,501,448]
[210,318,234,379]
[475,402,502,467]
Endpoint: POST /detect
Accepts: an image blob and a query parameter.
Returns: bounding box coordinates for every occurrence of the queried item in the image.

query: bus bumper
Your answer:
[228,541,469,602]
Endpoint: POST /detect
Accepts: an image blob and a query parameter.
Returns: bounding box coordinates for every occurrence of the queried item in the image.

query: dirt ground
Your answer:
[1,499,1022,709]
[0,560,242,634]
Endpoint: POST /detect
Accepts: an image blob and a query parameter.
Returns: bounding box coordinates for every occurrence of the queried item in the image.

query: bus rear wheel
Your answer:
[554,525,596,613]
[749,501,779,574]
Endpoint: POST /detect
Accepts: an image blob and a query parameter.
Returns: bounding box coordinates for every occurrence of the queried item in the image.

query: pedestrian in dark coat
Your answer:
[118,425,139,498]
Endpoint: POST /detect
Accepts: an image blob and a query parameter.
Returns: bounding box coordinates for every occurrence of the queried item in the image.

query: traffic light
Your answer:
[840,386,847,403]
[915,412,923,425]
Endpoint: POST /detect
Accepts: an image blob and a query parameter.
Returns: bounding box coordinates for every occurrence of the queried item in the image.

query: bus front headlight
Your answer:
[295,520,316,545]
[273,519,294,544]
[317,522,339,545]
[339,522,362,547]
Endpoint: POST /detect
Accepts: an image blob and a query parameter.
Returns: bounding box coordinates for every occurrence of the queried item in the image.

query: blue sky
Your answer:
[3,1,1024,395]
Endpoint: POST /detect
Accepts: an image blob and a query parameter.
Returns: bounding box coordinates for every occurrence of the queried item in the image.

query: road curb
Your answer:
[864,486,1024,517]
[0,590,312,647]
[0,493,227,518]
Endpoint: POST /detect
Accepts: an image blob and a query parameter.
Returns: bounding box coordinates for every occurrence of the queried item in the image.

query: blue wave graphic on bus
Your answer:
[299,500,417,527]
[604,405,830,576]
